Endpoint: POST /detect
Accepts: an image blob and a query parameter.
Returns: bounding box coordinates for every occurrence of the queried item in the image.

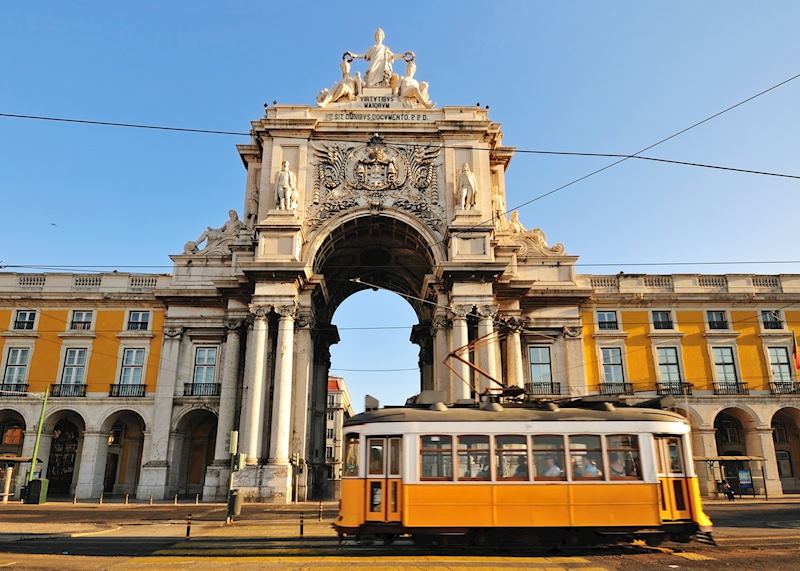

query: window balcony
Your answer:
[708,321,729,330]
[656,382,694,396]
[770,382,798,395]
[0,383,29,396]
[598,382,634,395]
[50,384,87,397]
[13,320,35,330]
[183,383,222,397]
[524,382,562,396]
[70,321,92,330]
[109,384,146,397]
[127,322,149,331]
[713,381,749,395]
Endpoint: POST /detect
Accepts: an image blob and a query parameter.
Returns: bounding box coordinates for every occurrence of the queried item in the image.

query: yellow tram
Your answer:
[334,399,713,546]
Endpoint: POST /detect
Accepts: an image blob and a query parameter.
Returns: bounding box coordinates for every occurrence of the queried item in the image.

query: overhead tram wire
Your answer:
[1,113,799,182]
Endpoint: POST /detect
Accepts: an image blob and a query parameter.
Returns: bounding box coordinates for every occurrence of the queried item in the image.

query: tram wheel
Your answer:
[382,533,395,545]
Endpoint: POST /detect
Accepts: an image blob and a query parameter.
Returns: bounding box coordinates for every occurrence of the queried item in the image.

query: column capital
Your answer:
[295,312,315,329]
[563,326,582,338]
[225,318,246,332]
[450,304,473,318]
[249,304,272,319]
[275,303,298,319]
[164,326,186,339]
[503,316,527,333]
[477,304,498,319]
[431,315,452,330]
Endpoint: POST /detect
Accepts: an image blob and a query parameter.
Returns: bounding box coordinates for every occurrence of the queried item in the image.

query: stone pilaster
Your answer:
[431,315,452,397]
[477,304,499,393]
[75,431,107,499]
[450,305,472,400]
[290,311,314,501]
[504,319,525,389]
[214,319,243,463]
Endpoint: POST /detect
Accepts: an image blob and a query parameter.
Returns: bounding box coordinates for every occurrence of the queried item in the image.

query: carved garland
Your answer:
[307,134,445,234]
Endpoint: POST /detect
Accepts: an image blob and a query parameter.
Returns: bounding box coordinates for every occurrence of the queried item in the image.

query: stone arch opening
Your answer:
[0,409,25,457]
[99,410,146,496]
[714,407,761,494]
[172,408,217,497]
[771,407,800,494]
[44,410,86,496]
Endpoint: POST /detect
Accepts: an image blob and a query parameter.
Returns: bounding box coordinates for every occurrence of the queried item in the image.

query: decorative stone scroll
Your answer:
[507,210,565,257]
[308,134,445,233]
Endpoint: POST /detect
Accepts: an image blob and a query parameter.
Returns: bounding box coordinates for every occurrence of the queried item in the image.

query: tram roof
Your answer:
[344,404,688,427]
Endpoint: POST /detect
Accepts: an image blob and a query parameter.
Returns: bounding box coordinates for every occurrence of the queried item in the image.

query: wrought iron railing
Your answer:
[50,384,87,397]
[656,382,694,396]
[524,382,562,396]
[183,383,222,397]
[713,381,749,395]
[598,382,634,395]
[770,382,798,395]
[0,383,29,395]
[109,384,146,397]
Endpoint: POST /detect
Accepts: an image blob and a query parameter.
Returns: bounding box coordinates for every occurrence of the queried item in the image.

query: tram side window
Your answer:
[457,435,491,480]
[495,435,529,480]
[532,435,567,480]
[343,433,360,477]
[606,434,642,480]
[569,435,604,480]
[420,435,453,480]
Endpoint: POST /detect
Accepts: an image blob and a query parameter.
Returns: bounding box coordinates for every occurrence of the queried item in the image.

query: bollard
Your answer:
[185,513,192,540]
[318,501,323,521]
[195,494,199,505]
[174,494,178,505]
[299,512,304,538]
[99,492,103,505]
[149,495,153,505]
[72,494,77,505]
[124,493,129,505]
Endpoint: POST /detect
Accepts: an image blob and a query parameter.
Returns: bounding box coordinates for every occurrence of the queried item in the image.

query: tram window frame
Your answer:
[494,435,529,481]
[568,435,605,481]
[456,435,491,481]
[606,434,643,481]
[368,438,385,476]
[420,435,453,481]
[343,433,360,477]
[389,438,401,476]
[532,434,567,481]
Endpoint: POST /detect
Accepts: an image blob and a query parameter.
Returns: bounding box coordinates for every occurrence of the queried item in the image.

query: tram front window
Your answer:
[343,433,360,476]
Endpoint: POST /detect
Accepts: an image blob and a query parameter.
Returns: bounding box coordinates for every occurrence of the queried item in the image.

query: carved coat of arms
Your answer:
[308,134,444,233]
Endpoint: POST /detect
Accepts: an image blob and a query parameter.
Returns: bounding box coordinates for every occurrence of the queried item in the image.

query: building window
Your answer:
[326,428,334,439]
[127,311,150,331]
[657,347,682,383]
[528,346,552,385]
[707,310,728,330]
[70,311,93,330]
[13,310,36,330]
[193,347,217,384]
[768,347,792,383]
[762,310,783,330]
[3,348,29,384]
[776,450,794,478]
[601,347,624,382]
[772,419,789,444]
[327,395,336,407]
[61,348,87,385]
[325,446,333,459]
[719,419,741,444]
[2,424,23,446]
[120,348,145,384]
[652,311,674,330]
[597,311,619,331]
[327,411,334,421]
[712,347,738,383]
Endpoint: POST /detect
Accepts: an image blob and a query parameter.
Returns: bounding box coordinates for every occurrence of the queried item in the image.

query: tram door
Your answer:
[655,435,691,521]
[365,436,402,523]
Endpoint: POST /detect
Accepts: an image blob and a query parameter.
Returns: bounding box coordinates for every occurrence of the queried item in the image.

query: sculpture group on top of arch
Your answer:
[316,28,434,109]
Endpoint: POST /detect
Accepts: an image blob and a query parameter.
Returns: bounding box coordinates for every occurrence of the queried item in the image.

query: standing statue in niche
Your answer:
[274,160,298,211]
[492,185,508,231]
[316,58,363,107]
[183,209,244,255]
[346,28,412,90]
[398,60,434,109]
[455,163,478,210]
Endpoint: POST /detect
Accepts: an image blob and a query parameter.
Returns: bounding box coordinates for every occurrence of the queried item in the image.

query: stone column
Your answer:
[754,427,783,497]
[213,319,243,463]
[269,304,296,464]
[504,320,525,389]
[476,304,499,393]
[245,306,271,464]
[694,427,718,496]
[431,315,451,397]
[291,312,314,500]
[75,431,108,499]
[137,327,183,499]
[562,327,586,396]
[450,305,472,400]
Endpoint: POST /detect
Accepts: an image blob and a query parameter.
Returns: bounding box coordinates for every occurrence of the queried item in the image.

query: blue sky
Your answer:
[2,2,799,410]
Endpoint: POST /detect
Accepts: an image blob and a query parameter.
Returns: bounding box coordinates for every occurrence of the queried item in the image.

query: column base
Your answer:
[202,464,231,501]
[136,462,169,500]
[232,464,292,503]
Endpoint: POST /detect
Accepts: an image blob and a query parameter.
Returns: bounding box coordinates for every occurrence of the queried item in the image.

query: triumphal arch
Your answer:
[141,30,584,502]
